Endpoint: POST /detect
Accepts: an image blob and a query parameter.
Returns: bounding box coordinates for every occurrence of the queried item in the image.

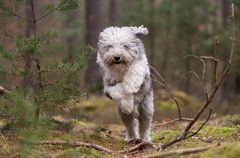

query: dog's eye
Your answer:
[123,45,130,50]
[104,45,112,50]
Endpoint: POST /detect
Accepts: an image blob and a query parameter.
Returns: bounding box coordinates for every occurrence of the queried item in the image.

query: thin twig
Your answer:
[0,6,33,21]
[36,0,71,21]
[185,55,206,80]
[214,37,220,83]
[150,66,182,120]
[200,56,219,84]
[154,118,193,127]
[186,70,207,93]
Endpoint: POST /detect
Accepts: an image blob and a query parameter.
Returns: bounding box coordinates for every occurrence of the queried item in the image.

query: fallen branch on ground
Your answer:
[0,117,16,133]
[145,143,220,158]
[33,140,160,154]
[35,140,113,154]
[154,118,194,127]
[33,139,220,157]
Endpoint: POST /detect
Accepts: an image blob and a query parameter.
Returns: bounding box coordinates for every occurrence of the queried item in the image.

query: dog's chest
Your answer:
[106,66,127,83]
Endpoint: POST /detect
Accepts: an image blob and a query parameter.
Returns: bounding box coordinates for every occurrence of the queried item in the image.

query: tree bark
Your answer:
[23,0,34,89]
[221,0,231,27]
[66,12,78,61]
[109,0,120,25]
[148,0,156,66]
[220,0,235,101]
[85,0,102,87]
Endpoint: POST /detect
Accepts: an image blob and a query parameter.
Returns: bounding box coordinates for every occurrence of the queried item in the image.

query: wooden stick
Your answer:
[33,139,161,155]
[145,143,219,158]
[154,118,193,127]
[36,140,113,154]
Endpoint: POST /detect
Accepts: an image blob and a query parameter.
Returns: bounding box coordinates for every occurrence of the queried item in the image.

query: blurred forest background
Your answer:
[0,0,240,157]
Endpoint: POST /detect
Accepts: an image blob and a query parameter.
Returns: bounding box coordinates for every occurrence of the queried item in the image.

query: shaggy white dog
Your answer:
[96,26,154,142]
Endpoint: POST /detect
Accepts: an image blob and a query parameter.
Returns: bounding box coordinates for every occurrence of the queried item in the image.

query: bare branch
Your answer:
[154,118,194,128]
[200,56,219,84]
[186,109,212,139]
[185,55,206,80]
[160,3,236,149]
[186,70,207,93]
[145,143,219,158]
[229,3,235,65]
[119,141,160,154]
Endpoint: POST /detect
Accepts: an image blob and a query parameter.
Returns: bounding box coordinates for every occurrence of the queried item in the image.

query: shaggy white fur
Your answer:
[97,26,154,142]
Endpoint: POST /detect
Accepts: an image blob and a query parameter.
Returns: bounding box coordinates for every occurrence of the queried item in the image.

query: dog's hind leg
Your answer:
[117,107,139,141]
[138,92,154,142]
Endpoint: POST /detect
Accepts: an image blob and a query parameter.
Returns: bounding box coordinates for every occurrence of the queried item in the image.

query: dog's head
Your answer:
[97,26,148,68]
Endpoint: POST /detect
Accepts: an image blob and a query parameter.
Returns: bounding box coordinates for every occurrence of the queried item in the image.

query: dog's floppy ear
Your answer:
[130,25,148,37]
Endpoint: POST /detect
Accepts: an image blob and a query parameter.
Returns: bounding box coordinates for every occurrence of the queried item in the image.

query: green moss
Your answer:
[155,101,177,110]
[202,143,240,158]
[154,90,201,110]
[152,129,180,144]
[68,96,111,112]
[220,115,240,126]
[173,91,201,107]
[198,126,235,138]
[161,129,179,136]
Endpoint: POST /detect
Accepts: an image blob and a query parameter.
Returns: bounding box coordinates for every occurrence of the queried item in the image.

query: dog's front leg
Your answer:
[104,84,134,114]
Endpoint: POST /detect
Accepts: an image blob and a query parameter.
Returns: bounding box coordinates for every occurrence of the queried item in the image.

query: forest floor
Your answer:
[0,93,240,158]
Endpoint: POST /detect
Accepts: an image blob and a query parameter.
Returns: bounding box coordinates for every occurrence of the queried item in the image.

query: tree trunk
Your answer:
[221,0,231,27]
[148,0,156,66]
[220,0,235,101]
[66,12,78,61]
[85,0,102,87]
[23,0,34,89]
[109,0,120,25]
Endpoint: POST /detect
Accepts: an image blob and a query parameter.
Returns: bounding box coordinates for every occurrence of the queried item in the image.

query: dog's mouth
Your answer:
[113,61,122,64]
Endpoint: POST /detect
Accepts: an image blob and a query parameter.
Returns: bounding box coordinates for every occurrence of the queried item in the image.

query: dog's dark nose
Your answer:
[114,56,121,62]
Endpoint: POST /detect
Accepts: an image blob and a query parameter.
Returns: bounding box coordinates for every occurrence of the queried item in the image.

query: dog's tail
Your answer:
[130,25,148,37]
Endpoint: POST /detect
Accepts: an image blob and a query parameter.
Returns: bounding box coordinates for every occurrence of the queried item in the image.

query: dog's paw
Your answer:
[128,138,143,144]
[141,136,152,142]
